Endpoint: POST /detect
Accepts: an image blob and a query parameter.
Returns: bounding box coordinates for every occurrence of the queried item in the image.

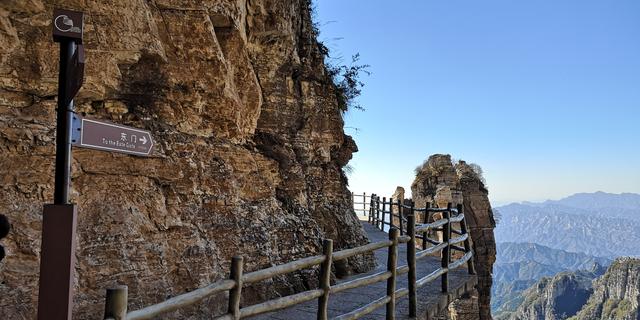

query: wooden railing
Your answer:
[103,194,475,320]
[367,195,477,288]
[352,192,371,217]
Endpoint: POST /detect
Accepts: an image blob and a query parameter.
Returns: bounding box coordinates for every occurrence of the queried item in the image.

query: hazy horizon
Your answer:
[316,1,640,204]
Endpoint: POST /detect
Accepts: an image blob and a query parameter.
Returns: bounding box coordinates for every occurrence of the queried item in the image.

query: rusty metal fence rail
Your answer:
[103,194,475,320]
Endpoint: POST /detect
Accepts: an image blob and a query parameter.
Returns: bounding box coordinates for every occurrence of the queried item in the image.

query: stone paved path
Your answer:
[251,222,477,320]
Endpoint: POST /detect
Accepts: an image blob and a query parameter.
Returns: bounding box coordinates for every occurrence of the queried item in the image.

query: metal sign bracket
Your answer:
[71,113,82,145]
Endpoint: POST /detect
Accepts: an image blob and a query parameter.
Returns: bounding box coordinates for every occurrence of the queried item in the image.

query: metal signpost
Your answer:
[37,9,84,320]
[38,9,154,320]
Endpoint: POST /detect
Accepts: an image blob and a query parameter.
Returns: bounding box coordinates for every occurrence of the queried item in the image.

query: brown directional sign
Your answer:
[53,9,83,42]
[72,117,154,156]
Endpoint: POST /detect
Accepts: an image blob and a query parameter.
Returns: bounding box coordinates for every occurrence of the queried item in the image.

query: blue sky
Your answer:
[315,0,640,205]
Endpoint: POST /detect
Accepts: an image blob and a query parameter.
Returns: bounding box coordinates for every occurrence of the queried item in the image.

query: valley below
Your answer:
[491,192,640,319]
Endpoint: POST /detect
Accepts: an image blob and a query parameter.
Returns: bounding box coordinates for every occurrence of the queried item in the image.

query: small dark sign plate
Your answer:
[53,9,83,42]
[72,117,154,156]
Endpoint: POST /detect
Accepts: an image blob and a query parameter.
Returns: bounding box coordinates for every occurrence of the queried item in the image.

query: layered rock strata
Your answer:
[570,258,640,320]
[412,154,496,320]
[507,270,597,320]
[0,1,372,318]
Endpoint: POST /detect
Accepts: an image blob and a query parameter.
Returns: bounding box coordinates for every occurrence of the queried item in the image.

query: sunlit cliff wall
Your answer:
[0,1,372,318]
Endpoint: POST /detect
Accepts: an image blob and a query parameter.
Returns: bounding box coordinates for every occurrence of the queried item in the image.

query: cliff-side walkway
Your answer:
[251,222,477,320]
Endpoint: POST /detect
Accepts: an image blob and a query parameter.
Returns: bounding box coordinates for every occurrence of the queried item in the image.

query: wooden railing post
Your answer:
[389,201,395,229]
[317,239,333,320]
[457,204,476,275]
[441,203,452,293]
[376,196,381,228]
[372,195,376,225]
[406,202,417,317]
[362,192,367,217]
[368,194,372,223]
[422,202,431,250]
[386,228,399,320]
[228,256,244,320]
[398,199,404,236]
[381,197,387,231]
[104,285,128,320]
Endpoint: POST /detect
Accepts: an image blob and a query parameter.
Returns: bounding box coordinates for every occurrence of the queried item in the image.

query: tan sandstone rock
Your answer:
[0,1,373,318]
[412,154,496,320]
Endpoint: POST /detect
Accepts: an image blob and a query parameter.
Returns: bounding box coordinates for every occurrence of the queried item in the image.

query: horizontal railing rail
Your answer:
[103,193,476,320]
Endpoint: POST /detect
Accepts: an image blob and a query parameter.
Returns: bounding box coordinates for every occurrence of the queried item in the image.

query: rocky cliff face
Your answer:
[0,1,372,318]
[492,242,611,317]
[569,258,640,320]
[497,258,639,320]
[412,154,496,320]
[505,270,598,320]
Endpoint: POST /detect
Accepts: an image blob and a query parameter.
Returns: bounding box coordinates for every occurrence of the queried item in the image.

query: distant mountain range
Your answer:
[526,191,640,221]
[492,242,611,316]
[539,191,640,211]
[494,192,640,257]
[496,242,611,271]
[492,192,640,319]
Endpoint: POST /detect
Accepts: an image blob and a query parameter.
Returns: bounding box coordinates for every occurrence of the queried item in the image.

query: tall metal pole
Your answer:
[54,40,75,205]
[39,9,84,320]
